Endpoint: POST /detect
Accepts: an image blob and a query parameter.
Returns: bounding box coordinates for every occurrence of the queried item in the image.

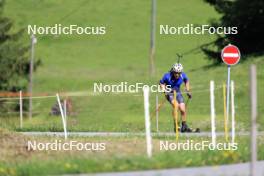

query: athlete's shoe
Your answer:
[180,123,192,133]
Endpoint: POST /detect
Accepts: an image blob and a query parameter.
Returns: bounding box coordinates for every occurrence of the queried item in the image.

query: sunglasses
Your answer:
[173,72,182,75]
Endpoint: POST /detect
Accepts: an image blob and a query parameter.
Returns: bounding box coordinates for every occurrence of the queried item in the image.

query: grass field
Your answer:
[1,0,263,133]
[0,129,264,176]
[0,0,263,175]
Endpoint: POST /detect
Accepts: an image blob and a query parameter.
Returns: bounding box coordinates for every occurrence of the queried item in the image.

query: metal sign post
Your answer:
[221,44,240,136]
[226,65,231,127]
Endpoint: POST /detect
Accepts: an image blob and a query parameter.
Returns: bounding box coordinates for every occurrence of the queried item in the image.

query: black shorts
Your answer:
[165,92,184,104]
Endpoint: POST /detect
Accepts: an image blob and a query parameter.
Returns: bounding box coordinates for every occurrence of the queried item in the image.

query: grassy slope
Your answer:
[1,1,264,175]
[0,129,264,176]
[1,0,263,133]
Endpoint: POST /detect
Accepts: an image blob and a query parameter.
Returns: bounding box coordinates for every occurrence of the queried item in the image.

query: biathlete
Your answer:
[160,63,193,132]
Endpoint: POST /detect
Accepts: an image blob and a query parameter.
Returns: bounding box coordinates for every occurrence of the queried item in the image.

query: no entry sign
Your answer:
[221,44,240,65]
[221,44,241,136]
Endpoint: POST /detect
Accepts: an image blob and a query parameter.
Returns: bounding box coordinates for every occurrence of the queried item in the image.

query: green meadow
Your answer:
[0,0,263,175]
[1,0,263,132]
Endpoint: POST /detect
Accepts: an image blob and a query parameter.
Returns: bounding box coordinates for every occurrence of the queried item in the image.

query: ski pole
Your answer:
[173,90,179,142]
[151,95,167,119]
[185,97,190,108]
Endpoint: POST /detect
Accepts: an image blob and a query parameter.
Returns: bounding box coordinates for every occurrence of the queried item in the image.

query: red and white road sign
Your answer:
[221,44,240,65]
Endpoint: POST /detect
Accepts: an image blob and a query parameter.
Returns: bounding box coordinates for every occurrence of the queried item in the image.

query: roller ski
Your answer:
[174,121,200,133]
[181,122,200,133]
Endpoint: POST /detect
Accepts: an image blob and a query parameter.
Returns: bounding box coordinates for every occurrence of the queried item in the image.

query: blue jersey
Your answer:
[160,72,189,92]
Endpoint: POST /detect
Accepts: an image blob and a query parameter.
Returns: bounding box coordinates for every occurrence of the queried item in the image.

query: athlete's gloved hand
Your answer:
[187,92,192,99]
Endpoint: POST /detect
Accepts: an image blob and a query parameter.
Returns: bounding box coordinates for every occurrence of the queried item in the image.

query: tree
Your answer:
[0,0,40,114]
[202,0,264,63]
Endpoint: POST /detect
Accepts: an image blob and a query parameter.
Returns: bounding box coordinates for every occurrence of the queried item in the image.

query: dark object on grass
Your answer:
[49,98,73,116]
[50,101,62,116]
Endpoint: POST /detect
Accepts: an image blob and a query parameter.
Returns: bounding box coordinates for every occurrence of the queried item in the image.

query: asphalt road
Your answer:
[62,161,264,176]
[21,131,264,137]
